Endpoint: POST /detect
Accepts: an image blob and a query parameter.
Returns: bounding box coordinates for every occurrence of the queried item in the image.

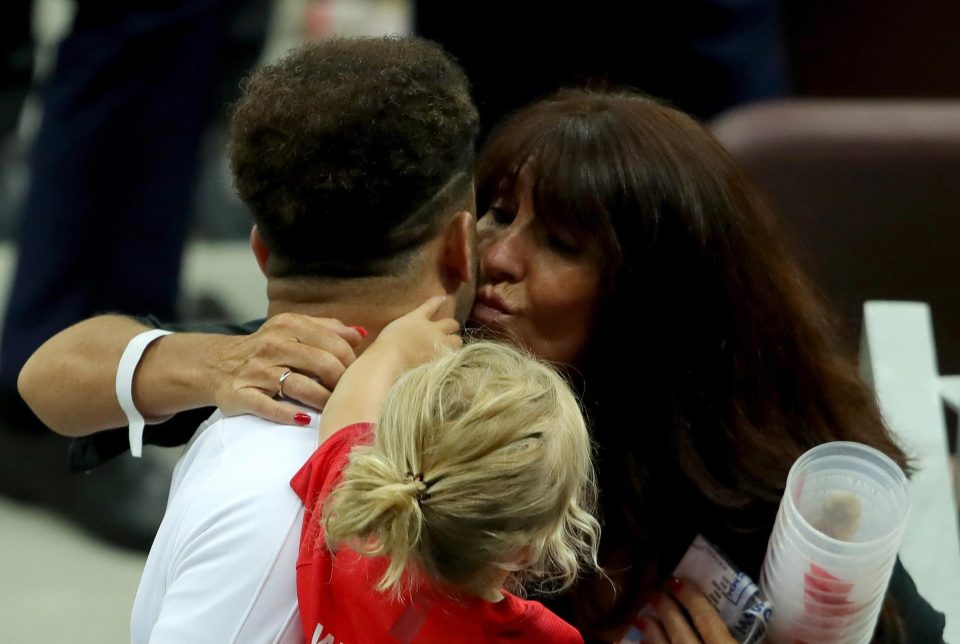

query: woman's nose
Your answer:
[481,226,527,284]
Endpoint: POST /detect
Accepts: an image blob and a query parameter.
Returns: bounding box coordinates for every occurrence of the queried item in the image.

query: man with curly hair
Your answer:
[124,36,479,642]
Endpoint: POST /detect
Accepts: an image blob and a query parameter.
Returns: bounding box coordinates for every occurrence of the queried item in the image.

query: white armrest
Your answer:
[861,301,960,643]
[941,375,960,412]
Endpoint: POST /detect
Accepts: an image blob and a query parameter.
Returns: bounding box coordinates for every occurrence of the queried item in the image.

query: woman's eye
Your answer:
[547,232,582,256]
[484,206,514,225]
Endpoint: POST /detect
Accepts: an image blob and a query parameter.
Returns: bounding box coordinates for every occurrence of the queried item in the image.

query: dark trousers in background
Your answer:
[0,0,264,397]
[0,0,267,551]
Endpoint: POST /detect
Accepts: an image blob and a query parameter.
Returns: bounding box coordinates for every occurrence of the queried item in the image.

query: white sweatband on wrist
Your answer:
[116,329,173,457]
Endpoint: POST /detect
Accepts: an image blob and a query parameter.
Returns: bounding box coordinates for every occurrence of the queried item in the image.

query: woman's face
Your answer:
[471,181,604,366]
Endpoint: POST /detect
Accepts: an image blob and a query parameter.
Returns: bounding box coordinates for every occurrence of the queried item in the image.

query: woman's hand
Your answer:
[366,296,463,371]
[638,577,737,644]
[316,296,462,440]
[203,314,364,424]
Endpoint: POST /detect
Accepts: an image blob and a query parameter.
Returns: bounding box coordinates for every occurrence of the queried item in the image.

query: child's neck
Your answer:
[479,568,511,602]
[481,588,505,602]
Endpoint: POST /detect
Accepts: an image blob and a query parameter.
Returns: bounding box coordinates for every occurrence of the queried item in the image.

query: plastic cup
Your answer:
[761,566,879,622]
[761,588,882,644]
[760,567,889,644]
[781,617,878,644]
[783,443,909,550]
[766,513,898,594]
[764,521,896,598]
[759,442,909,643]
[761,557,889,609]
[762,538,896,636]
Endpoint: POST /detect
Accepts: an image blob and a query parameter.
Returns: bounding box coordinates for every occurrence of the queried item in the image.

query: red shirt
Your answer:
[291,423,582,644]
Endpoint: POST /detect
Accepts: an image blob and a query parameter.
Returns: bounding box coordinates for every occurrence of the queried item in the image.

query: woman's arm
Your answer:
[318,297,461,443]
[18,313,363,437]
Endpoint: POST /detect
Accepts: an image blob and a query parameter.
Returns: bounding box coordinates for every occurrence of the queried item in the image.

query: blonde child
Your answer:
[291,297,601,643]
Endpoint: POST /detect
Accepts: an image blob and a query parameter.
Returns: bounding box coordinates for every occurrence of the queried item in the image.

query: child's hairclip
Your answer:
[405,471,432,503]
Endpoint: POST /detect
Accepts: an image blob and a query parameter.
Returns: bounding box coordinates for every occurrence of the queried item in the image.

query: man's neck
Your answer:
[265,275,443,352]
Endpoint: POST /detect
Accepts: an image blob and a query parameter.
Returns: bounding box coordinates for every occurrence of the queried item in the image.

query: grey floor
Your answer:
[0,495,145,642]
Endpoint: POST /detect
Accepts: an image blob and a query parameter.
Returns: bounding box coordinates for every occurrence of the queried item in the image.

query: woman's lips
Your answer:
[472,290,512,323]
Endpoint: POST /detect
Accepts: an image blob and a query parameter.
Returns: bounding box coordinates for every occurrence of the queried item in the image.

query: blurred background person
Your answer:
[0,0,272,549]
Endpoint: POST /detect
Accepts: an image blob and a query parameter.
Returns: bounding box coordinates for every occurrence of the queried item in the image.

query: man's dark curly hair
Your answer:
[229,36,478,278]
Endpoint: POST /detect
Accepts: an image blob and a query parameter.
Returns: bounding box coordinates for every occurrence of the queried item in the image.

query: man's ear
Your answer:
[250,226,270,276]
[439,210,475,291]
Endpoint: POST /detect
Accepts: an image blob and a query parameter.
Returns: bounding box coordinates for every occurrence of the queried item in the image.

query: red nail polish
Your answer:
[668,576,683,594]
[294,413,311,426]
[638,591,660,608]
[350,326,368,338]
[635,617,649,633]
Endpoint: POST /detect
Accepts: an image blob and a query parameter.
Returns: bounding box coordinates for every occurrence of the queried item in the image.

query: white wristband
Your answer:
[116,329,173,457]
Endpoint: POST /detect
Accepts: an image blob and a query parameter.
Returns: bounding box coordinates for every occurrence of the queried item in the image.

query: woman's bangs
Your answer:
[529,132,622,272]
[477,105,623,274]
[476,119,537,214]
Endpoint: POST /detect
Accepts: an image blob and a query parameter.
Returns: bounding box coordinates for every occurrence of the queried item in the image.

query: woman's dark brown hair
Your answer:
[476,89,909,640]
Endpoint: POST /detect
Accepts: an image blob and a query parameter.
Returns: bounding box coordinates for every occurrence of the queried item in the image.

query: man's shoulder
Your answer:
[192,412,320,465]
[168,412,320,519]
[140,415,316,631]
[133,413,307,644]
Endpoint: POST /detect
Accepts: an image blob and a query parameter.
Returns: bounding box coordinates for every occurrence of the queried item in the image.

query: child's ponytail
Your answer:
[324,449,429,592]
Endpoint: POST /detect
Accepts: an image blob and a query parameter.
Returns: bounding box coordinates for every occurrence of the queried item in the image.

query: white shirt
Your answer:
[131,410,320,644]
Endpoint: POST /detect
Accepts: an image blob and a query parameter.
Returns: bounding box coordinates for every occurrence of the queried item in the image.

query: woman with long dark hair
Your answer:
[469,89,935,641]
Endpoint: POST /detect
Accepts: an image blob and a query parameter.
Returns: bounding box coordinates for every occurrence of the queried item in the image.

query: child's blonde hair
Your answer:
[323,341,601,598]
